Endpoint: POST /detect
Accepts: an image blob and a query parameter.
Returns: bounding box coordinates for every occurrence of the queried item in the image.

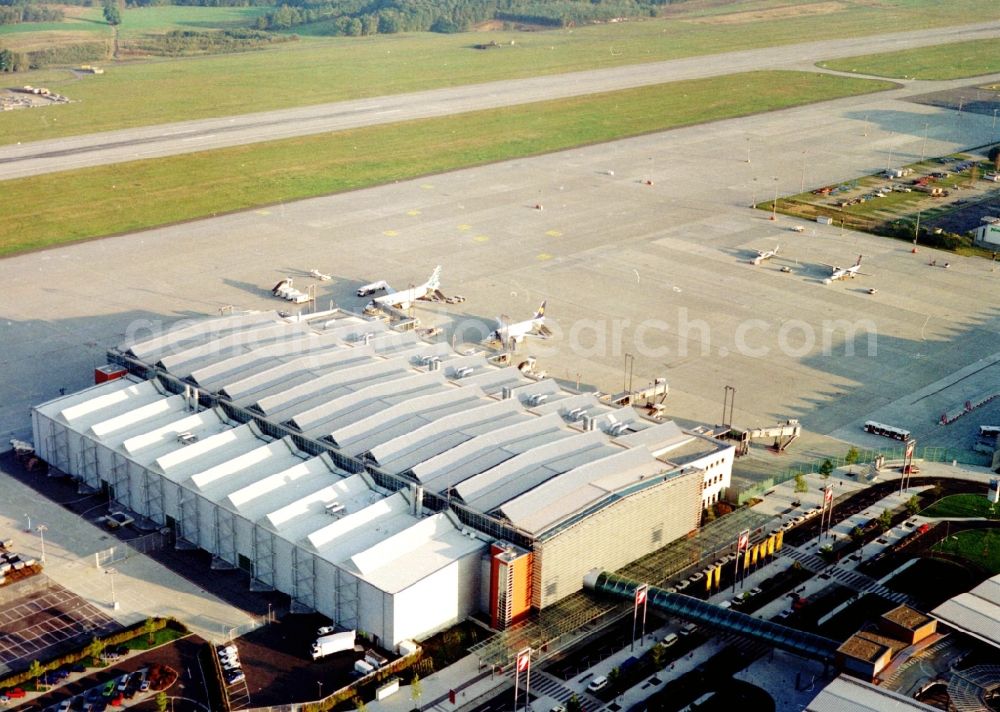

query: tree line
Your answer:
[0,3,63,25]
[256,0,689,35]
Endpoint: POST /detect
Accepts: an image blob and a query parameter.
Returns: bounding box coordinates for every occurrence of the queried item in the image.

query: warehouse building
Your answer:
[32,309,733,647]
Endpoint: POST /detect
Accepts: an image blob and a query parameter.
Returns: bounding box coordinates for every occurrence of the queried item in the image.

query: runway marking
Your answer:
[383,229,399,237]
[420,184,434,190]
[406,209,421,216]
[473,235,490,243]
[545,230,562,237]
[537,253,553,261]
[255,210,271,216]
[457,224,471,231]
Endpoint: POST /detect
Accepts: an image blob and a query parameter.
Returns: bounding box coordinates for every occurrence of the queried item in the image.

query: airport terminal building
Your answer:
[32,310,733,648]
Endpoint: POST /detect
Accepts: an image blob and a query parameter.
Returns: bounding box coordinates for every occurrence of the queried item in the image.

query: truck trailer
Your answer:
[310,631,356,660]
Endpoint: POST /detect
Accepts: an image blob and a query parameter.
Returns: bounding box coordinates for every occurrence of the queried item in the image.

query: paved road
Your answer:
[1,20,999,180]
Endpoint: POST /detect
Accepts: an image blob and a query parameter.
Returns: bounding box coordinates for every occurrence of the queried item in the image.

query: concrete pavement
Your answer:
[0,463,259,646]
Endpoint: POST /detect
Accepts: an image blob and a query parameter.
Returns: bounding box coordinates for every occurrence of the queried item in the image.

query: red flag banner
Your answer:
[635,585,648,606]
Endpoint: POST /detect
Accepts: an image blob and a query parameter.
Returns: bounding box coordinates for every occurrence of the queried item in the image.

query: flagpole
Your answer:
[513,665,519,712]
[631,591,638,652]
[641,589,648,644]
[525,654,531,712]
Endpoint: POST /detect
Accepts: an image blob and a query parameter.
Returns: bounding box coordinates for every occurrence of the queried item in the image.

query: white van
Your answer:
[679,623,698,637]
[660,633,679,648]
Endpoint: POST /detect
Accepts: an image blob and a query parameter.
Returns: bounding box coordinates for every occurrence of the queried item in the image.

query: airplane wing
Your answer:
[818,263,837,270]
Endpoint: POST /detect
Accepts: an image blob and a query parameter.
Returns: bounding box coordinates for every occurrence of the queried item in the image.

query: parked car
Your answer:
[225,670,245,685]
[587,676,608,693]
[316,626,336,637]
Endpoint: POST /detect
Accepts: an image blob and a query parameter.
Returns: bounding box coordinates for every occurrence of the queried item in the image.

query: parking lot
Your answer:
[0,580,119,676]
[25,636,211,712]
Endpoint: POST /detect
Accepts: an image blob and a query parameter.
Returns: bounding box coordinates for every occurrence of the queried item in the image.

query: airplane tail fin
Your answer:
[856,254,863,267]
[534,301,546,320]
[775,245,780,254]
[427,265,442,291]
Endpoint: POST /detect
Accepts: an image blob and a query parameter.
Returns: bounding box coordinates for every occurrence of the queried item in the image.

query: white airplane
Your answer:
[750,245,780,265]
[369,266,442,310]
[309,269,332,281]
[490,301,550,345]
[822,255,869,284]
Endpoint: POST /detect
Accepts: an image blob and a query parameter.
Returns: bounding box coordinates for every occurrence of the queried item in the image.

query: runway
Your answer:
[1,20,998,180]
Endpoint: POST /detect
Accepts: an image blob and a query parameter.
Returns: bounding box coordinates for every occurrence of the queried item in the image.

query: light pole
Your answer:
[105,568,119,610]
[921,122,929,163]
[746,136,752,164]
[914,210,922,247]
[770,177,779,221]
[886,131,895,173]
[24,513,31,532]
[800,152,807,194]
[317,681,323,700]
[751,177,758,209]
[993,109,998,141]
[36,524,47,563]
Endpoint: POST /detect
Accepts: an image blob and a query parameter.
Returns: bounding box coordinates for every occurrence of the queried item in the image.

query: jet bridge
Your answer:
[726,419,801,456]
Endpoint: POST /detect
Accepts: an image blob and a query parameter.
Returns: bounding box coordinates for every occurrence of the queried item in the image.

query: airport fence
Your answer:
[93,530,168,568]
[736,446,991,504]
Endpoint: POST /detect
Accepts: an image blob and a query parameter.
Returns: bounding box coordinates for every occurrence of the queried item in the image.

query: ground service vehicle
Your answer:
[311,630,356,660]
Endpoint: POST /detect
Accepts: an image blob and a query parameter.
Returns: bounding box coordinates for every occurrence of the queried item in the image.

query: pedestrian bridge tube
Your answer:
[583,571,840,662]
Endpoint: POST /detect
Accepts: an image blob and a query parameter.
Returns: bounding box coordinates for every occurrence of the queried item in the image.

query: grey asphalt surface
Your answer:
[1,20,999,179]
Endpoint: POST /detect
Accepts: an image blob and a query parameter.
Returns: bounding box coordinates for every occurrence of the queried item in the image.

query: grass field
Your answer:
[821,38,1000,80]
[0,70,893,256]
[0,0,997,145]
[116,6,272,39]
[932,528,1000,575]
[922,494,1000,519]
